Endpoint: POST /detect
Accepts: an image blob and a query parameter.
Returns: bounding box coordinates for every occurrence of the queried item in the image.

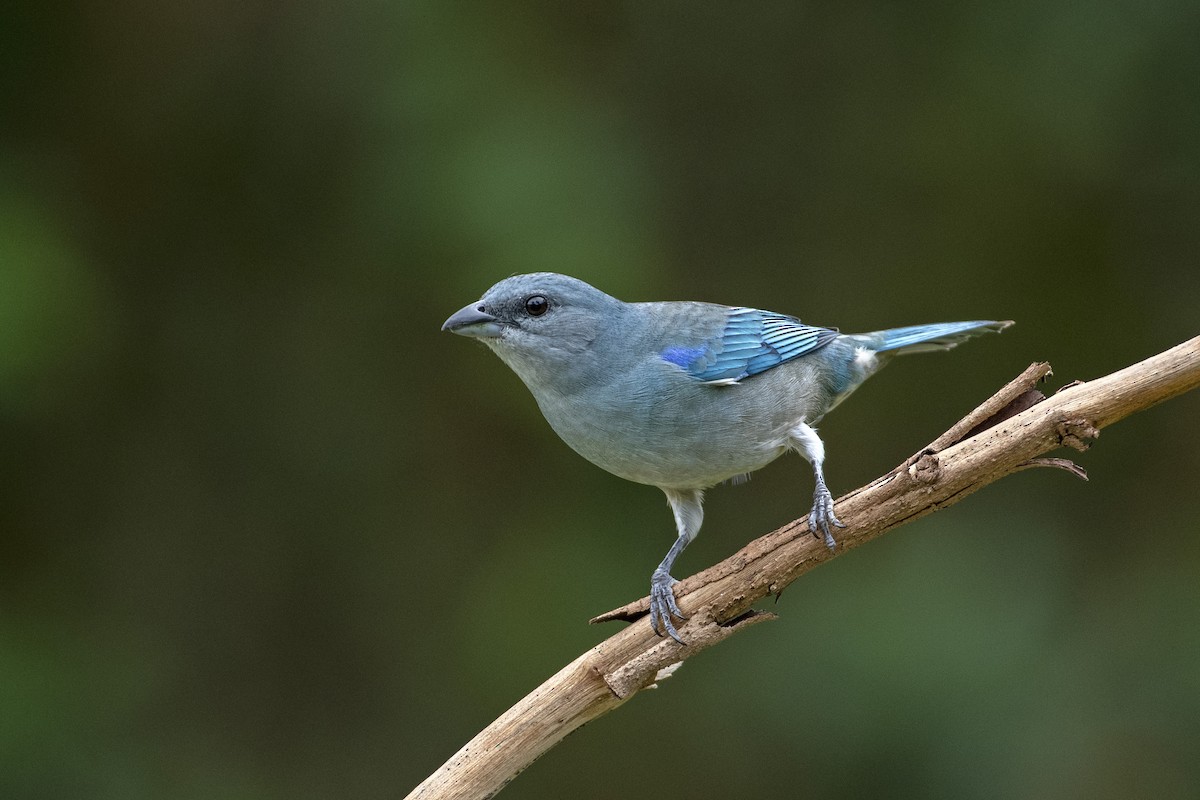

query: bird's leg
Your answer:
[652,488,704,644]
[790,421,845,550]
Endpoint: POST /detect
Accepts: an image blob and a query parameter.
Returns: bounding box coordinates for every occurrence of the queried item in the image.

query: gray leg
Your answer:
[652,488,704,644]
[790,422,845,550]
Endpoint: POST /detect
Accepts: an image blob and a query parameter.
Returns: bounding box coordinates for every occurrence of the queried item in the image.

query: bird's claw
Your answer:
[650,569,687,644]
[809,485,845,550]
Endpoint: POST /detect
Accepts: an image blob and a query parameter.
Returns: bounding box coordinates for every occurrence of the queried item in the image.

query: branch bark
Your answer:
[408,335,1200,800]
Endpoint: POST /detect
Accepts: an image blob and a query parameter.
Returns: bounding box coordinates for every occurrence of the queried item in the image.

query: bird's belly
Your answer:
[533,383,804,490]
[577,433,787,489]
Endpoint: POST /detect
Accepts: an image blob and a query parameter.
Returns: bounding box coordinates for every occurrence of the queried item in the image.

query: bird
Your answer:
[442,273,1011,643]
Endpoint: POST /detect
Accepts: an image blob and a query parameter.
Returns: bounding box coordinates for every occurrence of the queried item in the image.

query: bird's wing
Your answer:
[661,307,840,384]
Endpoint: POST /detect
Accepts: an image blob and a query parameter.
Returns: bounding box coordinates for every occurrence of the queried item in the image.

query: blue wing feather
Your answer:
[665,307,839,383]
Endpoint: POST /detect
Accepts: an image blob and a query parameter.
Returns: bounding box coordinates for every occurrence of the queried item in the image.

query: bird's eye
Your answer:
[524,295,549,317]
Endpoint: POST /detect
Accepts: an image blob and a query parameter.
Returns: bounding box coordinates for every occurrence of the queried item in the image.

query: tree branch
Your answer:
[407,335,1200,800]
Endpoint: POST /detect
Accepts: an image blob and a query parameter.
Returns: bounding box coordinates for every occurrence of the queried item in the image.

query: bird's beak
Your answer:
[442,302,504,338]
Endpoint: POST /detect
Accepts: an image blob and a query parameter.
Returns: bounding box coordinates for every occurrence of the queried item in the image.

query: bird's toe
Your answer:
[809,492,843,550]
[649,571,687,644]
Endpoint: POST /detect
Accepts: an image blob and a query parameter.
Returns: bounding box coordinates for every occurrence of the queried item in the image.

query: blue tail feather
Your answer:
[864,320,1012,354]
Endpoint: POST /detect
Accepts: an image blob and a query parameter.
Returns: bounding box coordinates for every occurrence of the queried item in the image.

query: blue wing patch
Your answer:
[664,307,839,384]
[661,346,709,369]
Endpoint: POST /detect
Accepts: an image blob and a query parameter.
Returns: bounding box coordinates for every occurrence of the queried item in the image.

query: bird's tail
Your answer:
[857,320,1013,355]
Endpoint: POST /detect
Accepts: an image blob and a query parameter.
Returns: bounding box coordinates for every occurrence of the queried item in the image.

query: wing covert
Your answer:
[664,307,839,384]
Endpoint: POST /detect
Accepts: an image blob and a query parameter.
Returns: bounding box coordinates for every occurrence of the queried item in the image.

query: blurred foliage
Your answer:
[2,1,1199,798]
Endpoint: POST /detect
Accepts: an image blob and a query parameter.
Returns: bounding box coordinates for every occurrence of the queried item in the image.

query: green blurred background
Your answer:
[3,2,1199,798]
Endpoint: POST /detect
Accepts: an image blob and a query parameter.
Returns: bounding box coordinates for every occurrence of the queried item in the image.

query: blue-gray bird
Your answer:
[443,273,1011,643]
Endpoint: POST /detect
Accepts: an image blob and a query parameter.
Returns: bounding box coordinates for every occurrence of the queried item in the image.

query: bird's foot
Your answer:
[808,484,845,550]
[649,569,687,644]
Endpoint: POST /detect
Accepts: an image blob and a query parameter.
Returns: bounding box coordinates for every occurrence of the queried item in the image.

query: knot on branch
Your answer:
[907,451,942,485]
[1056,418,1099,452]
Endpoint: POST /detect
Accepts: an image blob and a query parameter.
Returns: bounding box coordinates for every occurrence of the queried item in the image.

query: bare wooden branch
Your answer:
[407,335,1200,800]
[923,360,1052,453]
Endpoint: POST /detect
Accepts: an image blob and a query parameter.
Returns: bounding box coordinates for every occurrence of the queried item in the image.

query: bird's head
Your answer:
[442,273,628,387]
